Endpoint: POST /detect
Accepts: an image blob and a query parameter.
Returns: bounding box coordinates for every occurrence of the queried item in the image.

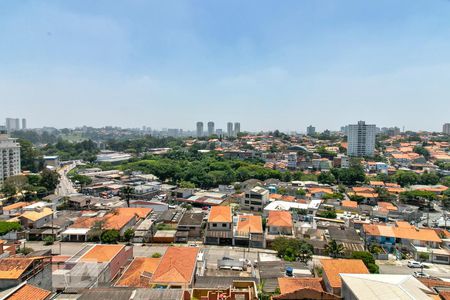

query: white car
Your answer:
[413,271,430,278]
[407,260,423,268]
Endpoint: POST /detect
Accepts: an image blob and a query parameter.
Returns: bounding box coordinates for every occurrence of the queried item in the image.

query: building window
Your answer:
[212,223,217,227]
[222,223,227,228]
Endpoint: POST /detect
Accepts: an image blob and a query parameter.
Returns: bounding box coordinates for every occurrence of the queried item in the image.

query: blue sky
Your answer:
[1,0,450,132]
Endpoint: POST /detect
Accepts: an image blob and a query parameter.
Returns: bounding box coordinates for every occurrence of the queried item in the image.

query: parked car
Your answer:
[407,260,423,268]
[413,271,430,278]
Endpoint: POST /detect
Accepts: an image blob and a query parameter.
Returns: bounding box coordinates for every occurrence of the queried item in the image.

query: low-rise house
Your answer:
[241,186,269,212]
[204,206,233,245]
[190,280,258,300]
[233,214,264,248]
[320,258,369,295]
[274,277,339,300]
[115,257,161,287]
[0,256,52,291]
[53,244,132,291]
[2,202,28,217]
[327,226,365,255]
[176,212,204,242]
[133,218,155,243]
[20,207,53,230]
[62,208,152,241]
[149,247,199,289]
[1,283,51,300]
[266,211,294,247]
[363,221,442,252]
[267,211,294,235]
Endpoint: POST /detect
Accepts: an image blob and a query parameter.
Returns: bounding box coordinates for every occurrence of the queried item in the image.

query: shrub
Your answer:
[43,236,54,245]
[152,252,162,258]
[0,221,21,236]
[18,247,34,255]
[101,229,120,244]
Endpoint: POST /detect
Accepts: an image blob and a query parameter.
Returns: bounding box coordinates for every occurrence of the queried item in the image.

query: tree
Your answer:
[271,237,313,263]
[413,146,430,160]
[419,173,440,185]
[2,175,28,196]
[124,228,135,242]
[317,208,337,219]
[43,236,54,245]
[296,188,306,197]
[441,176,450,187]
[178,181,196,188]
[71,174,92,187]
[351,251,379,273]
[121,186,135,208]
[0,222,21,235]
[393,171,419,187]
[101,229,120,244]
[18,139,44,172]
[40,169,60,191]
[325,240,344,258]
[318,172,336,185]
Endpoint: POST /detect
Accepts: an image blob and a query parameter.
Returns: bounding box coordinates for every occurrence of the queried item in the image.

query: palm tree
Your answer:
[325,239,345,258]
[121,186,135,208]
[257,280,270,300]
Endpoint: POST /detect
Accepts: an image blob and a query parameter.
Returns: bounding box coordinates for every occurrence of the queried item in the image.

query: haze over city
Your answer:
[1,0,450,131]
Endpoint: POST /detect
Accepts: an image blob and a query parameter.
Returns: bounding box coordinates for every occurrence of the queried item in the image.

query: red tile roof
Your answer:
[150,247,198,285]
[208,206,232,223]
[267,211,293,228]
[278,277,324,294]
[6,284,51,300]
[115,257,161,287]
[321,259,369,289]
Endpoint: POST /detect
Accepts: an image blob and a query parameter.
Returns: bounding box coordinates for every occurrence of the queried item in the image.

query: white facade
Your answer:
[5,118,20,132]
[241,186,269,212]
[444,123,450,135]
[0,133,21,185]
[196,122,204,137]
[287,152,297,169]
[347,121,376,157]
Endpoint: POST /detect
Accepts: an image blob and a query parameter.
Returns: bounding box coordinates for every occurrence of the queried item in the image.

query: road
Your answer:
[55,163,78,197]
[378,259,450,279]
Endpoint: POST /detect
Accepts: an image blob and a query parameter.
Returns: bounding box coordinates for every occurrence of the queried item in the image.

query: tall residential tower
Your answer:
[207,121,215,136]
[227,122,233,137]
[347,121,376,157]
[0,131,21,186]
[196,122,204,137]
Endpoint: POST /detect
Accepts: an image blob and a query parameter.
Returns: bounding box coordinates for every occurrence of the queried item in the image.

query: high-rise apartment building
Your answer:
[0,132,21,186]
[234,122,241,136]
[227,122,233,137]
[207,121,215,136]
[443,123,450,135]
[21,118,27,130]
[307,125,316,136]
[347,121,376,157]
[196,122,204,137]
[5,118,20,132]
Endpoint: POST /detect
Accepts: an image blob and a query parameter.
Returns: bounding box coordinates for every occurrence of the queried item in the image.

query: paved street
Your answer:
[378,259,450,279]
[55,163,78,196]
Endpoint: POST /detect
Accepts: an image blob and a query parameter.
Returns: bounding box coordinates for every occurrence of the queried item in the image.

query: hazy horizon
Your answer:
[1,1,450,132]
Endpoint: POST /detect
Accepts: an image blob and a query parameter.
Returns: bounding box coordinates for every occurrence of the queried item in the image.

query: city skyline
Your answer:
[1,1,450,131]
